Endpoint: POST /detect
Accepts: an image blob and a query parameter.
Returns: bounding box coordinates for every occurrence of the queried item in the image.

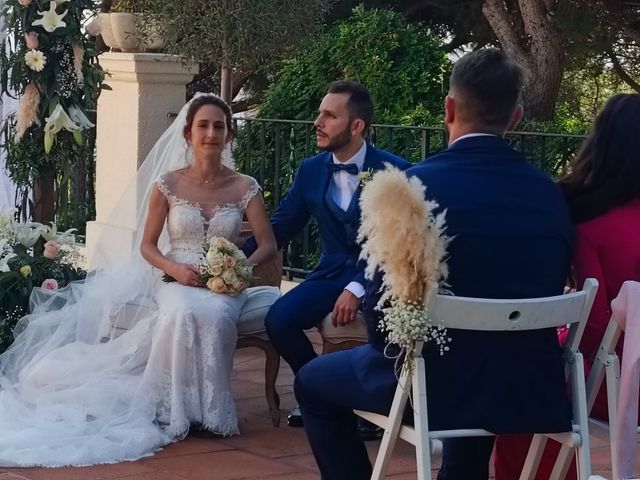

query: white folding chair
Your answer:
[354,278,598,480]
[553,317,640,480]
[547,318,623,480]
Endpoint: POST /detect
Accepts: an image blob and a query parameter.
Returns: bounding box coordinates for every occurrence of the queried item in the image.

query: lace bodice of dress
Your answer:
[156,170,260,264]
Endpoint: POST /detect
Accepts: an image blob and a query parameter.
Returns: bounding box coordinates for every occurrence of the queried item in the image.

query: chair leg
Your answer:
[573,353,592,480]
[412,358,432,480]
[263,341,281,427]
[370,367,413,480]
[605,354,621,480]
[519,434,548,480]
[549,445,574,480]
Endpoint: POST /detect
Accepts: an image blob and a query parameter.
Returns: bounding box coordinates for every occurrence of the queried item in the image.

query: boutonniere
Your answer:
[358,168,375,187]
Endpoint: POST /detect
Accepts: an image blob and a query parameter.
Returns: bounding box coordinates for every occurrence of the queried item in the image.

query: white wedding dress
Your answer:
[0,169,261,467]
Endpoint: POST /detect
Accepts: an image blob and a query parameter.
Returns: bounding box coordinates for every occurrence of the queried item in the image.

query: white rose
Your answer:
[206,277,226,294]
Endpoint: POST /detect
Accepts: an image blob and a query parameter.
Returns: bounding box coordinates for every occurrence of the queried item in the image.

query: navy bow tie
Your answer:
[328,162,359,175]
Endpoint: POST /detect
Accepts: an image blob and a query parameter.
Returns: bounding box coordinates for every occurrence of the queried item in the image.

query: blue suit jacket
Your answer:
[246,144,411,287]
[360,136,574,433]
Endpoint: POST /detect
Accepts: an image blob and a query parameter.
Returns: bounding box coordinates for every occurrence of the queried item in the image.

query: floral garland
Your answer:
[0,0,107,189]
[358,166,450,374]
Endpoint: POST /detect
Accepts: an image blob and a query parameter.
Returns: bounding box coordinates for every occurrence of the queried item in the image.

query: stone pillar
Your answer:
[85,53,197,267]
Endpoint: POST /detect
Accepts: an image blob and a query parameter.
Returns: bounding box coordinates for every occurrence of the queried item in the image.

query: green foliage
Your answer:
[259,6,450,126]
[0,0,107,194]
[147,0,331,77]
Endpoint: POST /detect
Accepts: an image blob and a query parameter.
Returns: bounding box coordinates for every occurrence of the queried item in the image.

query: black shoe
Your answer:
[287,405,303,427]
[357,417,384,441]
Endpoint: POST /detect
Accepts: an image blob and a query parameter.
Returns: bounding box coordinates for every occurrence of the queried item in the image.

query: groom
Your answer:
[243,80,411,426]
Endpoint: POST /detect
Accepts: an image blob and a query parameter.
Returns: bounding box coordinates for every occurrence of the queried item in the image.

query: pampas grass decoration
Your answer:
[72,43,85,85]
[358,165,449,309]
[15,83,41,141]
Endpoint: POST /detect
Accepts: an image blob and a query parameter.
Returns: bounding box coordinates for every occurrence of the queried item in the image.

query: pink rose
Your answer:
[43,240,59,259]
[224,256,236,268]
[17,0,32,5]
[41,278,59,291]
[24,32,39,49]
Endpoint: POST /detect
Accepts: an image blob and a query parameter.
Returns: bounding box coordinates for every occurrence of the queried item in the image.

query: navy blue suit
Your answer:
[295,136,574,480]
[244,144,411,374]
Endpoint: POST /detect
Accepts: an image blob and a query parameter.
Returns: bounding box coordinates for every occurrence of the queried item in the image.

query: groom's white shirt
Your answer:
[330,141,367,299]
[448,132,497,147]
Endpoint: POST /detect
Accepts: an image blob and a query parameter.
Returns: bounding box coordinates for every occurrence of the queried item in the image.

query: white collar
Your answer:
[448,133,497,147]
[332,141,367,169]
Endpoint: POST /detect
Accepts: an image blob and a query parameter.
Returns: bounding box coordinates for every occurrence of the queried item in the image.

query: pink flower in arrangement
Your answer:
[17,0,32,6]
[41,278,59,291]
[24,32,39,49]
[43,240,60,259]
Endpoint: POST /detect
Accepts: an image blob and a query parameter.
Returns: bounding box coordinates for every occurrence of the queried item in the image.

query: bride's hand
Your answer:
[167,263,203,287]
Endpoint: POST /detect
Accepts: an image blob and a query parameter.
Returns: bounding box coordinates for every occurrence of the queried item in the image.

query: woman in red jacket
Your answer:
[494,93,640,479]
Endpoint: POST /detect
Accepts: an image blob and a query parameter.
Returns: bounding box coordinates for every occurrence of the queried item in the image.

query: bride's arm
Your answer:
[140,186,201,286]
[245,193,277,267]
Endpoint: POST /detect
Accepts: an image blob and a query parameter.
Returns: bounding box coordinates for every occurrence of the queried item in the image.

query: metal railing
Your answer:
[232,118,586,278]
[50,117,585,271]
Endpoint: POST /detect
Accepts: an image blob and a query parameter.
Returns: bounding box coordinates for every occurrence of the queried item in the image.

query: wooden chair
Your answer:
[354,278,598,480]
[317,312,368,354]
[236,223,283,427]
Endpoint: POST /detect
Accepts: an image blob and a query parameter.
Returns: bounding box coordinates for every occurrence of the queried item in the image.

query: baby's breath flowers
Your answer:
[359,166,451,374]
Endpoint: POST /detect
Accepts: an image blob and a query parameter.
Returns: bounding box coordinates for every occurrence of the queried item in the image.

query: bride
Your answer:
[0,94,277,467]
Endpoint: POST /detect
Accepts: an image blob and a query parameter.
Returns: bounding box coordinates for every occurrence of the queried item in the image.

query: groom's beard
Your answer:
[317,125,352,152]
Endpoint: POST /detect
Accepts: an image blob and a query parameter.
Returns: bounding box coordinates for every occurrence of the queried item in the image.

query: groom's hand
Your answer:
[331,290,362,327]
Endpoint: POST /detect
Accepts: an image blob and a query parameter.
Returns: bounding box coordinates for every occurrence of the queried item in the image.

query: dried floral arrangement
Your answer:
[358,166,450,373]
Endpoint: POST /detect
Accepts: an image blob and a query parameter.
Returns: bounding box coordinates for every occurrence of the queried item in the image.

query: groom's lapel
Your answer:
[345,144,381,217]
[321,152,345,221]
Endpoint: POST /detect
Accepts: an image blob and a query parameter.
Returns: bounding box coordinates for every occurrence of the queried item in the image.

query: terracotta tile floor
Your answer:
[0,330,632,479]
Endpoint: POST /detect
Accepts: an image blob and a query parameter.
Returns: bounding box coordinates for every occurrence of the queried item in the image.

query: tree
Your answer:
[259,6,450,126]
[479,1,566,120]
[355,0,639,121]
[150,0,332,104]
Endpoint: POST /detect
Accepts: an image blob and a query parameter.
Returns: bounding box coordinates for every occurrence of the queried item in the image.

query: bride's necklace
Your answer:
[192,165,223,184]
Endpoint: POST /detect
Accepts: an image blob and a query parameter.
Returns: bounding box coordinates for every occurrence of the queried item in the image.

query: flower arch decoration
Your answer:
[0,0,107,221]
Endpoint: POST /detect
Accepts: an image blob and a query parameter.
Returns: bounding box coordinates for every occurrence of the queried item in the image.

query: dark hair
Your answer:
[449,48,524,131]
[327,80,374,130]
[183,95,234,139]
[558,93,640,223]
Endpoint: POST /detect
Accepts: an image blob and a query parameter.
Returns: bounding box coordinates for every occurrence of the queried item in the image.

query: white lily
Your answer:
[42,223,77,245]
[0,208,17,236]
[13,222,47,248]
[68,105,95,130]
[0,238,17,272]
[44,103,79,135]
[32,1,68,33]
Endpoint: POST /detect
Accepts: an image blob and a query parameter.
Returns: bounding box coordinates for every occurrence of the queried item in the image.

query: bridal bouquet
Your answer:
[358,166,451,374]
[198,237,253,296]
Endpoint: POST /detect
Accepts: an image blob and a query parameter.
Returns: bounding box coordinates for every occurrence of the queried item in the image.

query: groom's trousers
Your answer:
[265,269,357,374]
